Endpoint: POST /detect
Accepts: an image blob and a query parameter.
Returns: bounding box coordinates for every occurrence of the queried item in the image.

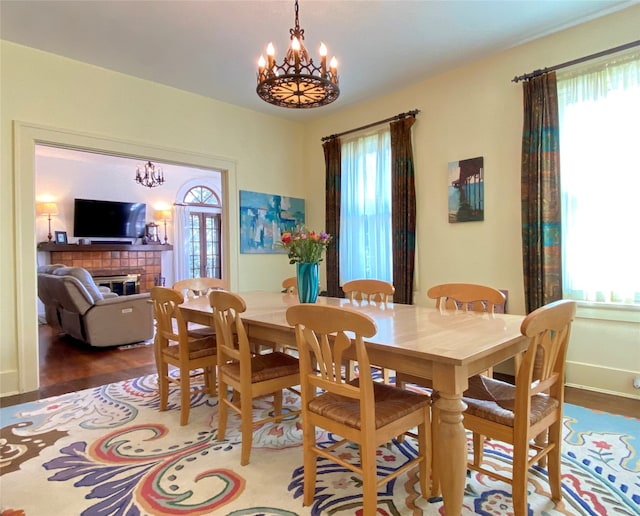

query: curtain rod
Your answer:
[512,39,640,83]
[321,109,420,142]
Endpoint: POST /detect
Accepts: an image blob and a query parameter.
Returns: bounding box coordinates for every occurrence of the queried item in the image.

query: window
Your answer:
[339,128,392,283]
[182,186,222,279]
[557,52,640,306]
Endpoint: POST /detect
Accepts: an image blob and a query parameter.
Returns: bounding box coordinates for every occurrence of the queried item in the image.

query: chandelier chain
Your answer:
[290,0,304,42]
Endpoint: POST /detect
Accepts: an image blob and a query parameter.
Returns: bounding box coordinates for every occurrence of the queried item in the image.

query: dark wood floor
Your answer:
[1,324,157,407]
[1,324,639,419]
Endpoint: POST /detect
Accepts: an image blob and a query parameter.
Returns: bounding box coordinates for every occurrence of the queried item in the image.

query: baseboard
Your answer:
[0,369,20,398]
[566,361,640,400]
[565,381,640,401]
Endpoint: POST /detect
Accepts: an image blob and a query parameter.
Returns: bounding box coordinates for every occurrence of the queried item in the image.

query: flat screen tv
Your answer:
[73,198,146,239]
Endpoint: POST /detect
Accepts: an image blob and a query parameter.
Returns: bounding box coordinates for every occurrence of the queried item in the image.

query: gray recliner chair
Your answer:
[37,263,66,329]
[38,266,154,347]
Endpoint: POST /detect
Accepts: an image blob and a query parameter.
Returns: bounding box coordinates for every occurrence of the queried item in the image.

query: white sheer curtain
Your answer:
[173,204,191,281]
[558,52,640,305]
[339,128,392,283]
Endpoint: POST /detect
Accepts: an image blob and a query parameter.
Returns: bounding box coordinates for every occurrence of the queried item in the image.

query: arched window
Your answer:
[182,185,222,279]
[184,186,221,206]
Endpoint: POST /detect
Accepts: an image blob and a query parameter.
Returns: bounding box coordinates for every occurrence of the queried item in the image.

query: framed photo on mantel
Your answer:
[54,231,68,244]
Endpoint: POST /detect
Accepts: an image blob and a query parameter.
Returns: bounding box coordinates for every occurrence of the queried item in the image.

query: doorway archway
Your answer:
[13,121,239,393]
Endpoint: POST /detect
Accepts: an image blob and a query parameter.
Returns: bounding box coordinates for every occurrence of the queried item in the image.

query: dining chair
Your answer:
[150,286,217,426]
[286,304,432,514]
[427,282,506,313]
[342,278,395,303]
[281,276,297,294]
[173,277,228,298]
[342,278,395,383]
[396,282,506,390]
[282,275,321,295]
[209,290,300,466]
[461,299,576,515]
[172,277,228,337]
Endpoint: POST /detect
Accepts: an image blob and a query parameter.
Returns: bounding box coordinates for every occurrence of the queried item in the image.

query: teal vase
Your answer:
[296,262,319,303]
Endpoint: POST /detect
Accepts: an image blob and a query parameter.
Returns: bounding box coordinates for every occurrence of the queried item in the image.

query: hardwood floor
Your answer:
[1,324,157,407]
[1,324,639,419]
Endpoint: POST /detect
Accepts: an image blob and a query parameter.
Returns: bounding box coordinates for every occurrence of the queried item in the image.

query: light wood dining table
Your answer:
[180,290,529,515]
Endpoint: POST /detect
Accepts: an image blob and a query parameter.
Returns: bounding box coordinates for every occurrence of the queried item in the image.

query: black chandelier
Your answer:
[256,0,339,109]
[135,161,165,188]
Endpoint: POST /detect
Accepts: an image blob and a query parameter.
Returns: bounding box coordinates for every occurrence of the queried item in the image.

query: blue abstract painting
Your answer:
[239,190,305,254]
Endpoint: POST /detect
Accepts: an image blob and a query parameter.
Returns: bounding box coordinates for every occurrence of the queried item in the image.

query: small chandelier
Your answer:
[256,0,339,109]
[135,161,165,188]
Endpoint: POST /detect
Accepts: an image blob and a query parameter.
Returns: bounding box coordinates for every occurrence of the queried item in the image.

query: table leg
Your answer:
[434,392,467,515]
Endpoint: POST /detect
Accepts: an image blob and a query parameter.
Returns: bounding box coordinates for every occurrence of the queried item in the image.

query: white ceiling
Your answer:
[1,0,636,121]
[35,143,201,174]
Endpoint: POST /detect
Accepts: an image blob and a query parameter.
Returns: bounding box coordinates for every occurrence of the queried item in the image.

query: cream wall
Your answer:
[1,41,306,395]
[303,5,640,399]
[2,6,639,399]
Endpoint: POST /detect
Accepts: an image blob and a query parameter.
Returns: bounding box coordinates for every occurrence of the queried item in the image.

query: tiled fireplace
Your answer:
[38,243,172,293]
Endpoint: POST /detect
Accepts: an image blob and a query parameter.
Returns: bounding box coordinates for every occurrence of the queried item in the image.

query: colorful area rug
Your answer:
[1,374,638,515]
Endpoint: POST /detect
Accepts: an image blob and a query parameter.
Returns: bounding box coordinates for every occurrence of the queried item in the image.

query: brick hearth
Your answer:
[41,244,171,293]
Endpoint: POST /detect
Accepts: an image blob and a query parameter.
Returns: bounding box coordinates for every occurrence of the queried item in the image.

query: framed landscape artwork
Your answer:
[448,156,484,223]
[239,190,305,254]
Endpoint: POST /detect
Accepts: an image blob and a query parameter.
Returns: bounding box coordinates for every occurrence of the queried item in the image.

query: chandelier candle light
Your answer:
[135,161,165,188]
[257,0,339,108]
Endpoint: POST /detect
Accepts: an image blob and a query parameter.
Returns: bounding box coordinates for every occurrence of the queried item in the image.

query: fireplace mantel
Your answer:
[37,243,172,252]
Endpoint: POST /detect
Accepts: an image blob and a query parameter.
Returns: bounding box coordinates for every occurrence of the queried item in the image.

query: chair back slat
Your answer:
[302,328,343,383]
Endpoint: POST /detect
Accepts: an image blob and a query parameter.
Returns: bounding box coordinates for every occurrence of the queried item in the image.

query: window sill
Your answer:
[576,301,640,323]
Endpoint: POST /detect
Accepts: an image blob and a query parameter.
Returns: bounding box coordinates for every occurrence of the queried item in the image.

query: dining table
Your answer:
[180,290,529,515]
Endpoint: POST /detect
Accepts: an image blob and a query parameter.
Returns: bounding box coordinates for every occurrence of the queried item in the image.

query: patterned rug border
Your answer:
[1,373,638,516]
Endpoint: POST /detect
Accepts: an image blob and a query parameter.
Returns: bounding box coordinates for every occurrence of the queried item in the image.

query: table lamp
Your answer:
[155,209,172,245]
[36,202,58,242]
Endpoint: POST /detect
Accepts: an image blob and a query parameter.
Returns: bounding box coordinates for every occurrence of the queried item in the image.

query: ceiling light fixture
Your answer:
[256,0,339,109]
[135,161,165,188]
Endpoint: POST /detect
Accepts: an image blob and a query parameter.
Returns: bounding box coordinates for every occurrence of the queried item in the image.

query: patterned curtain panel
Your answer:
[521,72,563,312]
[323,137,342,297]
[390,117,417,305]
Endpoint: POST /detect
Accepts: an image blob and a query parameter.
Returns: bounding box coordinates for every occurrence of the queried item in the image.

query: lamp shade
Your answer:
[36,202,58,216]
[155,209,172,221]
